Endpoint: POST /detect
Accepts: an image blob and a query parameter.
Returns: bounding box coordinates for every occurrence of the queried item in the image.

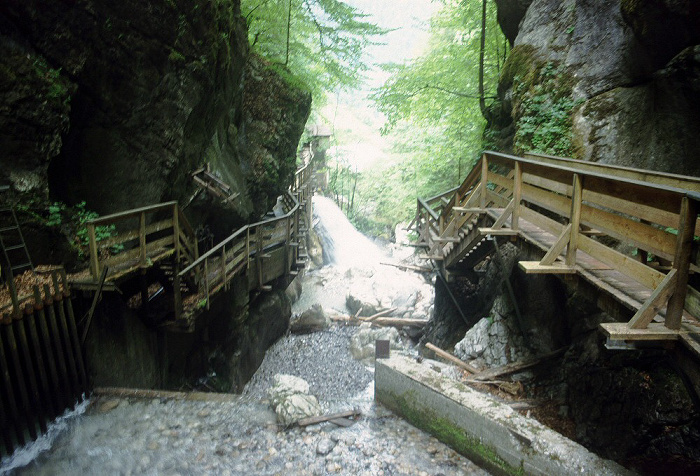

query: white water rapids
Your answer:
[293,196,434,320]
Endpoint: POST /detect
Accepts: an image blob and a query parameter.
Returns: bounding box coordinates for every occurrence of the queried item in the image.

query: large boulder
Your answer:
[454,295,533,367]
[490,0,700,176]
[290,304,329,334]
[268,374,321,426]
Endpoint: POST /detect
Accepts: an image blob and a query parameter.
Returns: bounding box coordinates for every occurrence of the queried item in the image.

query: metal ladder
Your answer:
[0,207,34,278]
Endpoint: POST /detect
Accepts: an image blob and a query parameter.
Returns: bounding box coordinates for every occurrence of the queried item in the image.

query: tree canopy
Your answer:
[242,0,387,102]
[339,0,507,236]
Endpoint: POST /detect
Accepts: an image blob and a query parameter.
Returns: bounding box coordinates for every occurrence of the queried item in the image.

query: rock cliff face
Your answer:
[491,0,700,176]
[0,0,310,240]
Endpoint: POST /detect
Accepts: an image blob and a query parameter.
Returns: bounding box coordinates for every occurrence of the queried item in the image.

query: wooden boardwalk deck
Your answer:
[414,151,700,348]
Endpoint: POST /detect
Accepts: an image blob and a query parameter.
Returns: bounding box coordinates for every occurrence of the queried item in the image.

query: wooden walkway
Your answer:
[68,157,315,330]
[413,151,700,347]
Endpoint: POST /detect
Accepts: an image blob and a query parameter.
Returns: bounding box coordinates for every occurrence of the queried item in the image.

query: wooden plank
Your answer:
[599,322,690,341]
[99,219,174,249]
[478,228,518,236]
[520,207,666,290]
[425,343,479,374]
[518,261,576,274]
[628,269,677,329]
[524,172,700,237]
[452,207,485,213]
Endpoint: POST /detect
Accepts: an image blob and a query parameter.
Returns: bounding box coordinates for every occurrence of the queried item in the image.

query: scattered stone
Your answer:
[316,438,336,456]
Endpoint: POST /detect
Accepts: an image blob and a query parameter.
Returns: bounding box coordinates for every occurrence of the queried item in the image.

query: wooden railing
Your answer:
[86,201,198,281]
[416,151,700,334]
[177,159,314,318]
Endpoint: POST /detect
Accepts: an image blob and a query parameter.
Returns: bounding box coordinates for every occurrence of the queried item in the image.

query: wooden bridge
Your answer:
[413,151,700,353]
[69,158,315,331]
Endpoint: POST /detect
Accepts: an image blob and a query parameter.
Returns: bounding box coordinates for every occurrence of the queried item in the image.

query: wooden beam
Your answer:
[518,261,576,274]
[600,322,692,341]
[628,269,677,329]
[540,224,572,266]
[512,162,522,230]
[491,199,514,229]
[425,343,479,374]
[480,155,488,209]
[666,196,698,329]
[566,173,582,266]
[478,228,518,236]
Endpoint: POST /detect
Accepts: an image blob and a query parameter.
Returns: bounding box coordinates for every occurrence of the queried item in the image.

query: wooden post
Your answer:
[480,155,489,209]
[665,196,697,330]
[204,258,210,310]
[139,212,147,268]
[566,173,582,266]
[88,223,99,279]
[246,227,251,272]
[220,245,227,290]
[284,217,291,274]
[512,161,522,231]
[173,204,180,263]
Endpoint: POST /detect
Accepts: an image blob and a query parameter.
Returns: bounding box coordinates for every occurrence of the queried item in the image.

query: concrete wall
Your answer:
[375,354,631,476]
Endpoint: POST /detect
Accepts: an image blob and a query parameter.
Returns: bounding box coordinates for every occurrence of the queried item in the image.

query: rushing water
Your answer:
[312,196,386,269]
[293,196,434,320]
[1,194,487,475]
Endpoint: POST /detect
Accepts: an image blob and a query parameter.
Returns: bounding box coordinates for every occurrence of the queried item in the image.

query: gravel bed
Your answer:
[243,325,373,403]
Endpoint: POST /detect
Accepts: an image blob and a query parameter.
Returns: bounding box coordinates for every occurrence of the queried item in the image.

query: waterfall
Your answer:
[312,196,385,269]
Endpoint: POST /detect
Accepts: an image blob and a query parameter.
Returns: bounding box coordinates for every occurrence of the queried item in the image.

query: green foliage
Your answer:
[512,62,582,156]
[33,58,70,104]
[45,201,122,256]
[242,0,387,103]
[344,0,506,236]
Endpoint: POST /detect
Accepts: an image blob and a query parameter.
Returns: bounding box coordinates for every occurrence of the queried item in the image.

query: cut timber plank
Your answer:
[518,261,576,274]
[452,207,485,214]
[599,322,696,341]
[479,228,518,236]
[425,343,478,374]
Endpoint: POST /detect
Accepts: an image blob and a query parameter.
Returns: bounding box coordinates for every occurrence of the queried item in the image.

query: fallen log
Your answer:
[372,317,428,328]
[296,409,360,427]
[359,307,397,322]
[425,342,479,374]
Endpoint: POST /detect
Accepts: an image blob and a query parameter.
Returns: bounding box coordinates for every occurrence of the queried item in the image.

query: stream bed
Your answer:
[1,196,488,475]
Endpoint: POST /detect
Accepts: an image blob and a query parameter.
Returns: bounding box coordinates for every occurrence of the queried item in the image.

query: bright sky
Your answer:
[322,0,438,172]
[345,0,438,89]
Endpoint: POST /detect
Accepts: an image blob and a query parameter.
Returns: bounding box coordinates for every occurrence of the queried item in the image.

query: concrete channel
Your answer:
[375,354,633,476]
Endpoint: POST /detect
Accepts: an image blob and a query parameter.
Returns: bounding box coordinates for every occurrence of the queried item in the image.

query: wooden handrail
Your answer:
[87,201,177,226]
[524,152,700,192]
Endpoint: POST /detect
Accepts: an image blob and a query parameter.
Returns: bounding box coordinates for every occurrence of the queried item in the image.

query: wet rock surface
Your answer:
[12,391,487,476]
